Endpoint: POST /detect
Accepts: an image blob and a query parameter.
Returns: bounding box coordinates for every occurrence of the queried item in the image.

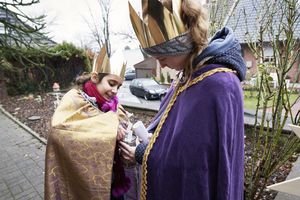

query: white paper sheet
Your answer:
[132,121,149,142]
[289,124,300,138]
[267,177,300,197]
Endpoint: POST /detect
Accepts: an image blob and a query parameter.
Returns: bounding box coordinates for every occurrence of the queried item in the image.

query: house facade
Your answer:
[225,0,300,83]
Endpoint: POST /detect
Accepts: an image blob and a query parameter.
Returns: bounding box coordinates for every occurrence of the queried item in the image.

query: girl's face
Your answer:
[154,54,189,71]
[96,74,123,101]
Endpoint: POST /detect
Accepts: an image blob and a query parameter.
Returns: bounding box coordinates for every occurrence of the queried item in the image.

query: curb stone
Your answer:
[0,104,47,145]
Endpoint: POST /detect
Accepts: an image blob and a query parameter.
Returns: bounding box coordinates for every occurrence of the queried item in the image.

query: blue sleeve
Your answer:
[135,143,148,164]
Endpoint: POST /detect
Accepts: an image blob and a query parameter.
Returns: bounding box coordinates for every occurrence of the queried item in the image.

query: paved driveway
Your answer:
[0,111,45,200]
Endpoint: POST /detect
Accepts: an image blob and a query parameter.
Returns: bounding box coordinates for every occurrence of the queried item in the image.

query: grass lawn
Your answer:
[244,90,299,110]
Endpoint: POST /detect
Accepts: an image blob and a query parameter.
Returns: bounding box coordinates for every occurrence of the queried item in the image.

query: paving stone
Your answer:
[0,190,13,200]
[0,183,8,192]
[9,184,23,195]
[6,177,28,188]
[29,176,44,187]
[19,180,34,191]
[15,190,37,200]
[0,166,19,176]
[28,194,43,200]
[0,112,45,199]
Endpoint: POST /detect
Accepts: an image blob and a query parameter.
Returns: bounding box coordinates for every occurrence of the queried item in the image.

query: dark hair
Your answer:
[75,72,108,89]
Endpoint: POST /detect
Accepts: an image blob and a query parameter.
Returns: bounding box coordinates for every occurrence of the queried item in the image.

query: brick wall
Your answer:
[241,44,300,83]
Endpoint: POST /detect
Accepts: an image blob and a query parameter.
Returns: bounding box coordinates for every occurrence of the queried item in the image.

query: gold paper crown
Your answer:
[92,46,126,79]
[129,0,187,48]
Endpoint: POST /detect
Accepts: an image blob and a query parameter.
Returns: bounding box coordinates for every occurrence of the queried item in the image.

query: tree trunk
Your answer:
[0,70,7,99]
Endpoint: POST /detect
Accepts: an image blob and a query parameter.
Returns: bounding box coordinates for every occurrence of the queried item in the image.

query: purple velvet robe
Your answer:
[145,65,244,200]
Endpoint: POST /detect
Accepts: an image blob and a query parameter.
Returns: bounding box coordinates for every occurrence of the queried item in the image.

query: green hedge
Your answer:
[3,42,91,95]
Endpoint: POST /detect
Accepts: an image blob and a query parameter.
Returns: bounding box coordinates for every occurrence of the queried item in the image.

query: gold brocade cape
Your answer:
[45,89,127,200]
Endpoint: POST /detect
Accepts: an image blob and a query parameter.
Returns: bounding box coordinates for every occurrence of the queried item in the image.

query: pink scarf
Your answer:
[83,81,118,112]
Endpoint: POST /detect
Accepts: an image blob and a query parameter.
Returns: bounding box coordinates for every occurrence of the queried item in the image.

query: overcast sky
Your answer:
[21,0,204,69]
[24,0,143,51]
[24,0,205,51]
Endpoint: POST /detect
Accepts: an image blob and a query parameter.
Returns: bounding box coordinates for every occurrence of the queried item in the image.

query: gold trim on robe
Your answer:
[45,89,126,200]
[140,68,236,200]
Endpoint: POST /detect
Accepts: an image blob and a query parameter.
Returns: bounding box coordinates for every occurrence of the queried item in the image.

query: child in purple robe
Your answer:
[119,0,246,199]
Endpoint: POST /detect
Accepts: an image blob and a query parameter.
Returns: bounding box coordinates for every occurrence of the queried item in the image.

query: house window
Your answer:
[246,61,253,68]
[263,45,274,64]
[263,56,275,64]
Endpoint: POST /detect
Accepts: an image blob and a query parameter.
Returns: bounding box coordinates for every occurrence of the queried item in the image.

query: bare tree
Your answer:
[112,27,150,58]
[243,0,300,199]
[206,0,241,35]
[84,0,113,57]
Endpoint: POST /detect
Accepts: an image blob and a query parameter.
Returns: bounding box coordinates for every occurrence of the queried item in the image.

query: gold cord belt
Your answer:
[140,67,235,200]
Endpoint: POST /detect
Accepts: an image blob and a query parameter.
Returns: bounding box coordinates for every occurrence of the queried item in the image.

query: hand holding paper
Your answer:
[132,121,149,143]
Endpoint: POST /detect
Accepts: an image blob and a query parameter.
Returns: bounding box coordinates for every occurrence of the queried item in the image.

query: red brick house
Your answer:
[210,0,300,83]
